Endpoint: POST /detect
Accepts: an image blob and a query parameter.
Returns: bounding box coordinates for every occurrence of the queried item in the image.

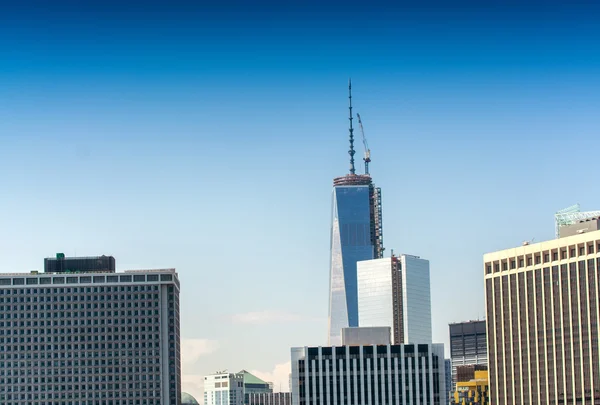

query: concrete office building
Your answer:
[204,372,244,405]
[291,327,445,405]
[204,370,272,405]
[357,254,432,344]
[0,264,181,405]
[484,226,600,404]
[449,321,487,390]
[247,392,291,405]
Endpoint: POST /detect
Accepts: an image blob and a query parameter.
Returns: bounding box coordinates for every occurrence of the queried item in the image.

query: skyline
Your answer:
[1,1,600,400]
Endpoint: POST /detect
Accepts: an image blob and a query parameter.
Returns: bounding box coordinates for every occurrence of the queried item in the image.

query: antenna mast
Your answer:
[348,79,356,175]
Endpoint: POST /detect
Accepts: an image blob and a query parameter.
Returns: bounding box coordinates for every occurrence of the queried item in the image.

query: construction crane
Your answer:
[356,113,371,175]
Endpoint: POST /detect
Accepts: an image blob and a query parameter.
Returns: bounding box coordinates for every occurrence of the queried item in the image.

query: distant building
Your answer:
[239,370,272,403]
[357,253,432,344]
[445,359,452,405]
[484,227,600,404]
[291,342,446,405]
[204,372,244,405]
[0,266,181,405]
[450,370,489,405]
[44,252,116,273]
[449,320,487,391]
[247,392,291,405]
[204,370,272,405]
[182,392,200,405]
[341,326,391,345]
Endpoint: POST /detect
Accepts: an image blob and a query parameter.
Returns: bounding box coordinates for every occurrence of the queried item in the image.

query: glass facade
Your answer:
[328,185,375,345]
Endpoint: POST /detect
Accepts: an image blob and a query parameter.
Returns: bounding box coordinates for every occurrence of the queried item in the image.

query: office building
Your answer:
[239,370,273,403]
[204,372,244,405]
[449,321,487,390]
[0,266,181,405]
[204,370,272,405]
[450,370,489,405]
[445,359,452,405]
[247,392,291,405]
[484,226,600,404]
[357,254,432,344]
[328,81,383,346]
[291,339,446,405]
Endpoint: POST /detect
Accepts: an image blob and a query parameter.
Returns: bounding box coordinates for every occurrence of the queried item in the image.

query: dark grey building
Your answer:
[44,253,116,274]
[0,267,181,405]
[449,320,487,391]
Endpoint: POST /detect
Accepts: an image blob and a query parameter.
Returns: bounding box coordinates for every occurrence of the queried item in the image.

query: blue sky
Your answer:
[1,0,600,398]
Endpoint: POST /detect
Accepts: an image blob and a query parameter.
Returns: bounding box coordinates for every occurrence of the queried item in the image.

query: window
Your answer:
[544,254,550,263]
[40,278,51,284]
[147,275,159,282]
[502,262,507,271]
[535,255,541,265]
[527,257,532,266]
[589,244,595,254]
[552,252,558,261]
[579,246,585,256]
[53,277,65,284]
[510,260,516,269]
[160,274,172,281]
[133,275,145,282]
[120,276,132,282]
[561,250,567,260]
[571,248,576,257]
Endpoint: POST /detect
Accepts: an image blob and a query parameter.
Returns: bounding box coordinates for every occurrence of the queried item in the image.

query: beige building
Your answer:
[484,226,600,404]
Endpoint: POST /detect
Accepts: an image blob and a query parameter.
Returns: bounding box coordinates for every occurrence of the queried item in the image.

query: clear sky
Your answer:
[1,0,600,399]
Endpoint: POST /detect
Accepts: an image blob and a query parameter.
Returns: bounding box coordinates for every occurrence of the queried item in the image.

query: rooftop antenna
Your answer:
[348,79,356,175]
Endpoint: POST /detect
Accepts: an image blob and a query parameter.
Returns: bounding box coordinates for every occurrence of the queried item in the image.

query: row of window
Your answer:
[487,243,600,274]
[0,274,173,286]
[0,350,161,360]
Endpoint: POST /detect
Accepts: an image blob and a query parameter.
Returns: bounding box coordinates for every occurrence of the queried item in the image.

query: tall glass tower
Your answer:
[327,81,383,346]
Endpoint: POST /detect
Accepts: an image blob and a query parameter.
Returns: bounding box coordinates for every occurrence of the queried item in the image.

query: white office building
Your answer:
[290,341,446,405]
[204,372,244,405]
[357,254,432,344]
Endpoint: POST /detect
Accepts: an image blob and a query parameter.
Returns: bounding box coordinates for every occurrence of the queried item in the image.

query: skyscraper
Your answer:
[328,80,383,346]
[484,224,600,404]
[0,262,181,404]
[357,254,432,344]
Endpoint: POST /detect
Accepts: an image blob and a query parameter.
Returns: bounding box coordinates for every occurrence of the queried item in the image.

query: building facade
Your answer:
[204,372,244,405]
[484,228,600,404]
[357,254,432,344]
[291,343,445,405]
[450,370,489,405]
[449,321,487,391]
[0,268,181,405]
[445,359,452,405]
[247,392,291,405]
[327,82,383,346]
[204,370,272,405]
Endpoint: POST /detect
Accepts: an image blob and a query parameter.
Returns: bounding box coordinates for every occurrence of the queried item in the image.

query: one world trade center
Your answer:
[328,80,384,346]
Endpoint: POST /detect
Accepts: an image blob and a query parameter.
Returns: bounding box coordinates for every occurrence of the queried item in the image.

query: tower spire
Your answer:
[348,79,356,175]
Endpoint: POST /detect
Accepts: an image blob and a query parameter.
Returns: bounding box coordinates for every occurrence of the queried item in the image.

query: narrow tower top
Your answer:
[348,79,356,175]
